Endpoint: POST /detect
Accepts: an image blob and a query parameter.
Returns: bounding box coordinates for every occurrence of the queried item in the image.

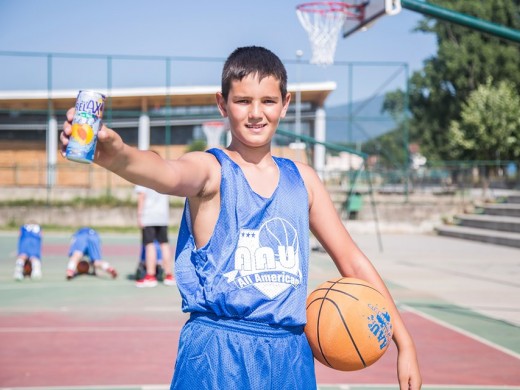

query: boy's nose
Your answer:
[248,103,262,119]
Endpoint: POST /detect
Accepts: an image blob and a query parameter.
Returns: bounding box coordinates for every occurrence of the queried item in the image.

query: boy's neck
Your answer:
[225,144,273,166]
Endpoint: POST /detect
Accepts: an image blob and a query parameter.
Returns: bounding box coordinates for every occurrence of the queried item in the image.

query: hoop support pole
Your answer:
[402,0,520,43]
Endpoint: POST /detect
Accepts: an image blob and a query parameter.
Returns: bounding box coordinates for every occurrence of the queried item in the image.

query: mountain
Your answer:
[325,95,396,144]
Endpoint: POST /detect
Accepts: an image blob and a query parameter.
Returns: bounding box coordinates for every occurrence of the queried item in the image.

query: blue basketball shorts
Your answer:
[69,234,102,261]
[170,313,317,390]
[18,238,41,260]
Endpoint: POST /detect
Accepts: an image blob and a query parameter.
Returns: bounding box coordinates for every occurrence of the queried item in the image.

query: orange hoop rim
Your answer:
[296,1,367,19]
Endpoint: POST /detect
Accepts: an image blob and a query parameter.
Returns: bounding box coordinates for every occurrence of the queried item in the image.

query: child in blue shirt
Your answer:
[14,223,42,280]
[66,227,117,280]
[61,46,421,390]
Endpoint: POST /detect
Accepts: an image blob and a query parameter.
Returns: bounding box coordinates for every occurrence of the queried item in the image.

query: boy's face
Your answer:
[216,74,291,149]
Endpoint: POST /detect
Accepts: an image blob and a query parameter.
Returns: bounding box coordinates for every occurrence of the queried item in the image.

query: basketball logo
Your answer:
[258,217,299,267]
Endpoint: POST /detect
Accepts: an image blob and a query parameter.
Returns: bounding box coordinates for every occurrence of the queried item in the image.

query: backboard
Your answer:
[342,0,401,38]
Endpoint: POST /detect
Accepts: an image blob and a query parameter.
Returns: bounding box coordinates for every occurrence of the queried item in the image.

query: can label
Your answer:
[66,90,106,164]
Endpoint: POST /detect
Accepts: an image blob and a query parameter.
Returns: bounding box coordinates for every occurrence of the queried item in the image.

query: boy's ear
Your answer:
[280,93,292,118]
[216,92,228,117]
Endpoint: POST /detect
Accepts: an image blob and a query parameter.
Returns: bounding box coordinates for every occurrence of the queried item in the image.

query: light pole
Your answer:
[295,49,303,142]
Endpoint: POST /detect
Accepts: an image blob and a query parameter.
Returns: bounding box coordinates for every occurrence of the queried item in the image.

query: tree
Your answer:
[448,78,520,161]
[383,0,520,161]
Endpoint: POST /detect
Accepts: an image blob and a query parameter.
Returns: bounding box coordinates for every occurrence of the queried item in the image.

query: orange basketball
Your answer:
[23,259,32,277]
[305,277,393,371]
[76,260,90,275]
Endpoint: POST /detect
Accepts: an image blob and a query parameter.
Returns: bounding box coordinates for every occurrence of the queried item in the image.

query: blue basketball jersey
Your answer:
[17,223,42,259]
[175,148,310,326]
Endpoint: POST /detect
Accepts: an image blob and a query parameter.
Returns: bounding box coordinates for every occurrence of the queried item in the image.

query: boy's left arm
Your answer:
[298,163,422,390]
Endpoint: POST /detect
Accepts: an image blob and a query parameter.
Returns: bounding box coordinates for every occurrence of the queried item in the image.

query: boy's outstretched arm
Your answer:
[297,163,422,390]
[60,108,220,198]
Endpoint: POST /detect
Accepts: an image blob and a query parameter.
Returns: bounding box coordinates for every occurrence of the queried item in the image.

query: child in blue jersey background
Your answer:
[14,222,43,281]
[61,46,421,390]
[66,227,118,280]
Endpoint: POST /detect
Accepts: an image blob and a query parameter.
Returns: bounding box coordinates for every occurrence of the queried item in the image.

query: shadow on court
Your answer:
[0,231,519,389]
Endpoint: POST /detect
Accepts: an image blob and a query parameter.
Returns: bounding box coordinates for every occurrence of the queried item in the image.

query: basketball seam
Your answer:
[313,287,359,300]
[312,296,368,369]
[328,280,384,296]
[314,291,330,367]
[313,279,368,369]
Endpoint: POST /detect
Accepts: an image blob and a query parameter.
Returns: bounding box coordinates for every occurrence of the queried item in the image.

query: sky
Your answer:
[0,0,437,107]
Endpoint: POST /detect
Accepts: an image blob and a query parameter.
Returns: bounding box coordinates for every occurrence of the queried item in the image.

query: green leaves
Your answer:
[391,0,520,162]
[448,79,520,160]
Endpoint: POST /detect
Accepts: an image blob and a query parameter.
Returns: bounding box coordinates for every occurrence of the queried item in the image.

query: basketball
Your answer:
[305,277,393,371]
[76,260,90,275]
[23,259,32,277]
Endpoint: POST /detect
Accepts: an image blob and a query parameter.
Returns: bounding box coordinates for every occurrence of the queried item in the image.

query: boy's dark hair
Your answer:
[221,46,288,102]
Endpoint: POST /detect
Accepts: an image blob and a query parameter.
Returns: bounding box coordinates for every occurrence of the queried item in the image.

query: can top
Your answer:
[78,90,106,99]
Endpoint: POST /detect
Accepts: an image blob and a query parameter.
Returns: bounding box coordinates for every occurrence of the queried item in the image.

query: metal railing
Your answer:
[1,160,517,196]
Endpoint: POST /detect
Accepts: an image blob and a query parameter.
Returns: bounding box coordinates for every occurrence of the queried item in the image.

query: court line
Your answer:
[333,386,520,389]
[4,385,520,390]
[0,306,183,313]
[403,304,520,360]
[0,326,184,333]
[0,386,169,390]
[0,284,126,291]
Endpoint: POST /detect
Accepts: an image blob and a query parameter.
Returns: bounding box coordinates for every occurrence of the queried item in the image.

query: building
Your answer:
[0,82,335,189]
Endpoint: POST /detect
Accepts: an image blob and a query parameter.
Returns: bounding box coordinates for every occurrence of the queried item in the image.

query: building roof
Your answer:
[0,81,336,111]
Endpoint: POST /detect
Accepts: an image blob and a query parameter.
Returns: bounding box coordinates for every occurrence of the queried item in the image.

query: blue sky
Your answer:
[0,0,437,106]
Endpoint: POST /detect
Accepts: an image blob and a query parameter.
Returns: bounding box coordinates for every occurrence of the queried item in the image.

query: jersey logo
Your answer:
[224,217,302,299]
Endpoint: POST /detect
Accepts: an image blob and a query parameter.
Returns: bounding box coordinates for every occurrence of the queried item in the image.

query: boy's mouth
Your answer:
[246,123,266,129]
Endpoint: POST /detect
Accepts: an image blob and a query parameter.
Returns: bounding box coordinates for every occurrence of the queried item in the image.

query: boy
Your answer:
[135,180,175,287]
[136,239,164,281]
[66,227,118,280]
[14,222,42,281]
[61,46,421,389]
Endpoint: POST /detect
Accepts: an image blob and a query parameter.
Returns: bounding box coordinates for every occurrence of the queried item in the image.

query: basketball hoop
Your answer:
[202,121,226,148]
[296,1,367,66]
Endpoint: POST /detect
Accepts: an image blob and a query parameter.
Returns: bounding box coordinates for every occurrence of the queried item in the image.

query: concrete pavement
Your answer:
[348,229,520,328]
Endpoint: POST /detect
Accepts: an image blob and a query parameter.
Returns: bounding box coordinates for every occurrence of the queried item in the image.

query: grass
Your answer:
[0,195,185,208]
[0,195,183,233]
[0,222,179,234]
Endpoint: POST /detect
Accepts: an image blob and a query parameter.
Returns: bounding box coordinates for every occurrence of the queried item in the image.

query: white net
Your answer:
[202,121,226,148]
[296,2,361,66]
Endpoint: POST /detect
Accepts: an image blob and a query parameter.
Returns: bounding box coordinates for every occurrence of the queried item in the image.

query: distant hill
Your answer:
[325,95,396,144]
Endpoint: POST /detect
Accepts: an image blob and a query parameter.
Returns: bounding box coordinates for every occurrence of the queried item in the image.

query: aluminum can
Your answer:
[65,90,106,164]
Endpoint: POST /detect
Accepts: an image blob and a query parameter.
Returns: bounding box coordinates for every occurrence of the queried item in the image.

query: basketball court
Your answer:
[0,229,519,390]
[1,1,520,389]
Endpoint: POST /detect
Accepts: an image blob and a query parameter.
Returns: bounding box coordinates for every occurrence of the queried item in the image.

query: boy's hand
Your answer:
[397,346,422,390]
[59,108,75,157]
[60,107,124,168]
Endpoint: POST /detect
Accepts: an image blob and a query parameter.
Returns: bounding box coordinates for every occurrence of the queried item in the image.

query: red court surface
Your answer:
[1,311,519,388]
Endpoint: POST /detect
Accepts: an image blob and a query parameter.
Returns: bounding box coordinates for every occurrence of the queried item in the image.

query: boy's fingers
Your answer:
[66,107,75,122]
[97,123,109,141]
[59,132,68,157]
[60,107,75,157]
